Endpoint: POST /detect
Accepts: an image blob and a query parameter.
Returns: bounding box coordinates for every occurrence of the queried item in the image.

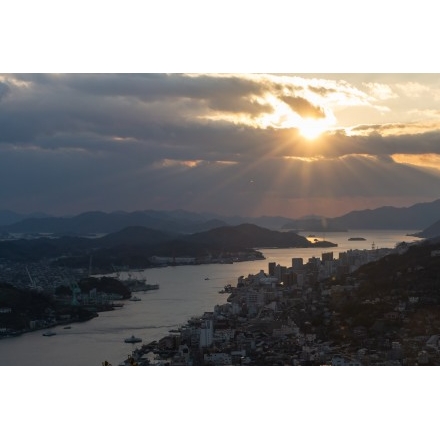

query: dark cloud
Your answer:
[350,123,410,133]
[0,74,275,146]
[295,130,440,159]
[13,73,271,115]
[281,95,326,119]
[350,124,383,132]
[1,73,440,217]
[0,81,10,101]
[2,140,439,217]
[308,85,338,96]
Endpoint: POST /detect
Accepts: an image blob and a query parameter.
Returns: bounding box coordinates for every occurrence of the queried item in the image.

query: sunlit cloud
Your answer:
[154,159,204,169]
[348,120,440,137]
[283,155,324,162]
[363,82,398,100]
[112,136,138,142]
[392,153,440,171]
[395,81,430,98]
[407,109,440,119]
[0,75,33,89]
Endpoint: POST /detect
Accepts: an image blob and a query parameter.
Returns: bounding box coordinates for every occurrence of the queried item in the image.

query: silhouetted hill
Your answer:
[203,214,302,230]
[282,198,440,231]
[0,223,337,271]
[0,236,92,262]
[97,226,179,247]
[412,219,440,239]
[186,223,334,249]
[334,199,440,229]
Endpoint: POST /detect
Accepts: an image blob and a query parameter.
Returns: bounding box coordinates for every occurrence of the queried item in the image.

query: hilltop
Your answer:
[412,219,440,239]
[0,224,337,273]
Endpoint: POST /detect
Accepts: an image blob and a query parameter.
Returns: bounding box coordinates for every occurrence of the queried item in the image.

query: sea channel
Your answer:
[0,230,421,366]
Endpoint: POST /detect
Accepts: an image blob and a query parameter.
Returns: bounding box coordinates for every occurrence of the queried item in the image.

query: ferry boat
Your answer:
[124,335,142,343]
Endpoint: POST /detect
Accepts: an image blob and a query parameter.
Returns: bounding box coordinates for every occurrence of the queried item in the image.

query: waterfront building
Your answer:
[322,252,333,263]
[199,319,214,348]
[274,264,287,282]
[281,271,295,288]
[268,262,276,276]
[249,270,278,287]
[291,258,303,270]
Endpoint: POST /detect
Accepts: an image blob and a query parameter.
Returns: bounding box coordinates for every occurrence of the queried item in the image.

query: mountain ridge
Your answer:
[2,197,440,234]
[282,198,440,231]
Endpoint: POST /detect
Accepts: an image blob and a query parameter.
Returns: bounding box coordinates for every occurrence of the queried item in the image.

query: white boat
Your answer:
[129,296,141,301]
[42,330,56,337]
[124,335,142,343]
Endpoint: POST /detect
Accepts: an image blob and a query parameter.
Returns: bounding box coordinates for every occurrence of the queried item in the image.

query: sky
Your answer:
[2,2,440,220]
[2,72,440,219]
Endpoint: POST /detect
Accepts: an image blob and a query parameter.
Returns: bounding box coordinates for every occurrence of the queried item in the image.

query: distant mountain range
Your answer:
[0,210,228,235]
[0,210,51,227]
[282,199,440,231]
[1,197,440,235]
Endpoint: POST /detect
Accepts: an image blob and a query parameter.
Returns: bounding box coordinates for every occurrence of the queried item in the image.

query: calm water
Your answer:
[0,230,421,366]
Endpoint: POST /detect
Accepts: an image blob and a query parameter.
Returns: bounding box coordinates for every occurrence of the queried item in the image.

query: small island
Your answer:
[348,237,366,241]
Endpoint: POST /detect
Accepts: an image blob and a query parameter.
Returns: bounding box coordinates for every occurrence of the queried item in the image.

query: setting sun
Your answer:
[297,118,328,140]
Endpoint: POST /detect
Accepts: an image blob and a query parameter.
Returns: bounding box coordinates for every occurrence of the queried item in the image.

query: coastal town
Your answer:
[2,234,440,366]
[118,240,440,366]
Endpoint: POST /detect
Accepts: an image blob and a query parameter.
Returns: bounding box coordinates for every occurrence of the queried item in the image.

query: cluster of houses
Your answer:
[123,242,440,366]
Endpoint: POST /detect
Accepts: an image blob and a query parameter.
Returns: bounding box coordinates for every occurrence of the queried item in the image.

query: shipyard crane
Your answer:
[26,266,37,290]
[58,269,81,306]
[26,266,43,292]
[69,280,81,306]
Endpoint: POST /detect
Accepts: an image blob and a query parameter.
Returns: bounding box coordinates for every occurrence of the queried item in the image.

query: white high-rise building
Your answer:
[199,319,214,348]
